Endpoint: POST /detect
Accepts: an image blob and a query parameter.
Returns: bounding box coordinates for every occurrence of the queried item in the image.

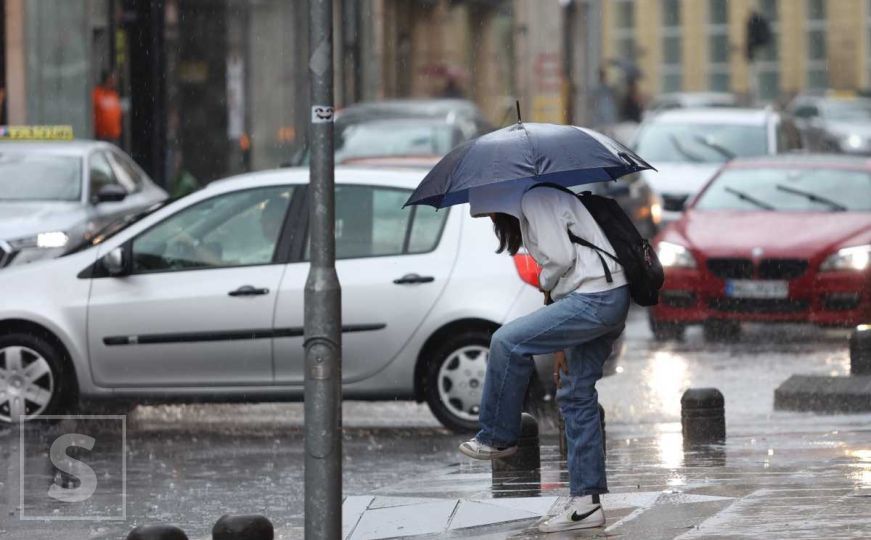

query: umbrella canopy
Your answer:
[404,122,654,209]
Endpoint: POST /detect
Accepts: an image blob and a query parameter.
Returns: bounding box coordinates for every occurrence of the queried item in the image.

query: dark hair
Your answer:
[492,213,523,255]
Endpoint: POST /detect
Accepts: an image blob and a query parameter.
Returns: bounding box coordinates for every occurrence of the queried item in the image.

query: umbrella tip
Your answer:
[515,100,522,124]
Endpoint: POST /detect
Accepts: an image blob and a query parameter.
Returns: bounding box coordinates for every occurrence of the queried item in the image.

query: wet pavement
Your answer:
[2,309,870,539]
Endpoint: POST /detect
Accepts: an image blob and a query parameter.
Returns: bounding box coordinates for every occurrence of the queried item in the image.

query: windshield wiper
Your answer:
[724,187,775,210]
[775,184,847,211]
[693,135,736,161]
[668,135,705,163]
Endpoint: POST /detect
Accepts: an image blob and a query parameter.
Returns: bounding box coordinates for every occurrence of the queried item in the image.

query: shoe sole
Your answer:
[458,444,518,460]
[538,519,605,533]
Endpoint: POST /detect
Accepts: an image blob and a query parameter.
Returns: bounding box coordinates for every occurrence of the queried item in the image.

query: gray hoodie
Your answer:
[469,183,626,300]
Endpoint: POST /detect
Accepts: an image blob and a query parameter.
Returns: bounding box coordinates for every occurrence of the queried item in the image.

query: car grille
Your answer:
[706,258,809,280]
[707,258,754,279]
[758,259,808,279]
[709,298,809,313]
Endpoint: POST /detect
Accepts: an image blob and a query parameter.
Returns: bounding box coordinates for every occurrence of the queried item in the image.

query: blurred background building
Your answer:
[4,0,871,189]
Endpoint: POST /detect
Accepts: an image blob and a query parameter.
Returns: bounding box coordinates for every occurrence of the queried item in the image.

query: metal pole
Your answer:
[305,0,342,538]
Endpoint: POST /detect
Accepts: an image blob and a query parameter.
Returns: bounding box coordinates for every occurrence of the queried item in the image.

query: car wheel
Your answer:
[703,319,741,342]
[424,330,492,433]
[0,332,75,423]
[648,313,686,341]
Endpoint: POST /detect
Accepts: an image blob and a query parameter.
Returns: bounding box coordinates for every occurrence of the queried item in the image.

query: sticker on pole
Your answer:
[312,106,334,123]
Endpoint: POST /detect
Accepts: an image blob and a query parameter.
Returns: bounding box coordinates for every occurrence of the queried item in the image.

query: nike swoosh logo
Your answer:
[571,505,600,522]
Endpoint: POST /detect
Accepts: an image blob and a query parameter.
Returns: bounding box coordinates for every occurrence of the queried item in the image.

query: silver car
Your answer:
[0,140,167,268]
[0,166,559,432]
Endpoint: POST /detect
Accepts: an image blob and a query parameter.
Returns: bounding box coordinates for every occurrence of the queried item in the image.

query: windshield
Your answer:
[695,166,871,212]
[634,123,767,163]
[821,100,871,122]
[0,152,82,201]
[334,121,459,163]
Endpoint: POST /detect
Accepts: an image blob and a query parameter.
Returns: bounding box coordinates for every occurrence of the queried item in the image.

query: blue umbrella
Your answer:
[404,121,654,209]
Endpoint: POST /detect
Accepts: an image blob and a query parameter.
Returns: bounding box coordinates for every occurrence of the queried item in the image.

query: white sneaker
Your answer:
[458,438,518,460]
[538,501,605,533]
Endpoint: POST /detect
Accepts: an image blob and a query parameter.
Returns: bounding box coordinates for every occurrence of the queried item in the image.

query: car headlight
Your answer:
[820,244,871,272]
[840,133,865,150]
[657,241,696,269]
[6,231,70,265]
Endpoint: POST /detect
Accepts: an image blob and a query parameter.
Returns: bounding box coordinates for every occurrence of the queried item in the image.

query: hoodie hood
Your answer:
[468,179,537,219]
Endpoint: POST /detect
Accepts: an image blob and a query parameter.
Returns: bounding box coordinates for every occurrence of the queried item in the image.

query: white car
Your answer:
[0,167,550,432]
[632,108,804,222]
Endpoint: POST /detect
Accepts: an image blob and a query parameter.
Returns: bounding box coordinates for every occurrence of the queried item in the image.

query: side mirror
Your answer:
[662,194,689,212]
[103,246,128,276]
[95,184,128,204]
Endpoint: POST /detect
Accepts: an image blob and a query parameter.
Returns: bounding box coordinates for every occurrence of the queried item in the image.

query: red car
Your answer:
[650,154,871,341]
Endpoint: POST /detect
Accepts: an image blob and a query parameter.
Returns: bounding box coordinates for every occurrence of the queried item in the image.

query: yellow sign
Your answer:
[0,125,75,140]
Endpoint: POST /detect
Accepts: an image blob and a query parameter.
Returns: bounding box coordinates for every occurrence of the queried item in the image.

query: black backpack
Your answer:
[530,183,664,306]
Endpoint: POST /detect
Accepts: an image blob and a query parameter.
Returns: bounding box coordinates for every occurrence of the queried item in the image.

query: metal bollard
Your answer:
[213,514,274,540]
[126,525,188,540]
[681,388,726,444]
[558,404,606,462]
[850,325,871,375]
[492,412,540,497]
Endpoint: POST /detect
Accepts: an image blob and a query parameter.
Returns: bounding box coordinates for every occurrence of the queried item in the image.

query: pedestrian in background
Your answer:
[592,68,618,130]
[458,182,630,533]
[92,70,122,144]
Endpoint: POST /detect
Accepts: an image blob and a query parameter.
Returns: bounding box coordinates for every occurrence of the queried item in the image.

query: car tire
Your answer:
[703,319,741,342]
[424,329,493,434]
[648,313,686,341]
[0,332,75,423]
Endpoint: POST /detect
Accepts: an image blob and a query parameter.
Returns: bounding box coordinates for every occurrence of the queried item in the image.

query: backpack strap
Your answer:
[567,230,616,283]
[527,183,620,283]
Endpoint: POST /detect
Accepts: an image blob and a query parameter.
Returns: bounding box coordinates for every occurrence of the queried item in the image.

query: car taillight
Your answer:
[513,253,541,288]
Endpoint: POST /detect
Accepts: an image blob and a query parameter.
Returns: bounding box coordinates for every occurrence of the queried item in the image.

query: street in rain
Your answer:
[0,1,869,539]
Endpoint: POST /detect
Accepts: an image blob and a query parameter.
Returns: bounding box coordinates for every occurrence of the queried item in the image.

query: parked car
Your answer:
[650,154,871,341]
[0,166,569,431]
[787,93,871,155]
[293,98,493,165]
[644,92,739,119]
[632,108,803,223]
[0,140,167,268]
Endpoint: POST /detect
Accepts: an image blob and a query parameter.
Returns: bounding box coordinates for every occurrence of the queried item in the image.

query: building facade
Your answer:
[600,0,871,105]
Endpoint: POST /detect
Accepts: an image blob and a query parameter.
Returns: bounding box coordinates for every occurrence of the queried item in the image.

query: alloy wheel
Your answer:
[0,346,55,423]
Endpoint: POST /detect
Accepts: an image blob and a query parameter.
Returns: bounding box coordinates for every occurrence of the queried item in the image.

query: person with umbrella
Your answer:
[405,115,654,533]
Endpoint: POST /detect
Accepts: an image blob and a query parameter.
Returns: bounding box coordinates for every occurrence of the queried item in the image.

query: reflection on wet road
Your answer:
[1,309,869,539]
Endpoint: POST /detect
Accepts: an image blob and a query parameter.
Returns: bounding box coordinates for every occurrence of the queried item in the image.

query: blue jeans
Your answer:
[476,286,629,496]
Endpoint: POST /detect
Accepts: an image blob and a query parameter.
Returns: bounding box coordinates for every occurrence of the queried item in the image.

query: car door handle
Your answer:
[228,285,270,297]
[393,273,435,285]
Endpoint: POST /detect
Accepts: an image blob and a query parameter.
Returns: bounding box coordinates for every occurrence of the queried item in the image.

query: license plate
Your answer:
[725,280,789,299]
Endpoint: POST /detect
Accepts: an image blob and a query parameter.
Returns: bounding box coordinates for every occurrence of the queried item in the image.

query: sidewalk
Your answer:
[340,420,871,539]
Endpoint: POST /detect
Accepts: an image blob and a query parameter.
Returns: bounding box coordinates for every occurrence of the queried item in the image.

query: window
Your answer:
[307,185,449,260]
[107,151,147,193]
[89,151,122,199]
[132,186,294,273]
[613,0,635,61]
[408,206,449,254]
[708,0,730,92]
[806,0,828,90]
[757,0,780,101]
[793,103,820,119]
[661,0,682,92]
[777,119,804,152]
